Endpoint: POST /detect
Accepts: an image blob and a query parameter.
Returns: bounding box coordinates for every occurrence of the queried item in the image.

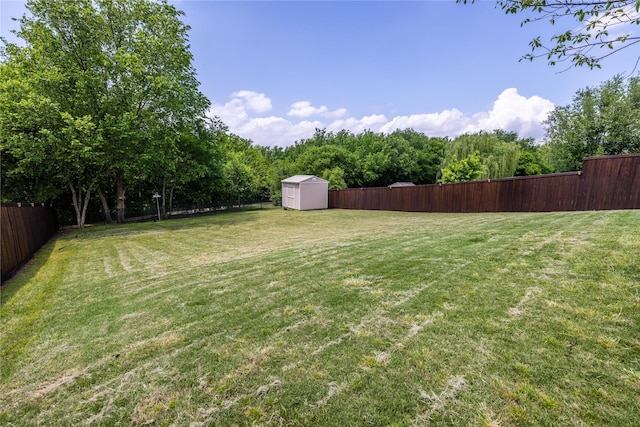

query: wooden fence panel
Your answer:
[329,154,640,213]
[1,204,57,283]
[577,155,640,210]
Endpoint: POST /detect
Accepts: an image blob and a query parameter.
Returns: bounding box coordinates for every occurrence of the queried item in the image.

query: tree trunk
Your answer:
[81,186,91,227]
[169,187,174,215]
[69,182,83,228]
[68,180,92,228]
[116,173,126,224]
[97,188,113,224]
[161,180,167,218]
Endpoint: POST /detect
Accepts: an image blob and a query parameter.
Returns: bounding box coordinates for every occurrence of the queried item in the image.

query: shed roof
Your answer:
[388,182,416,188]
[281,175,329,184]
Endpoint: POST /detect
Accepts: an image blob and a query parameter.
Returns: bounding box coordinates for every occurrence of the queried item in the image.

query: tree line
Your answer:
[2,0,639,228]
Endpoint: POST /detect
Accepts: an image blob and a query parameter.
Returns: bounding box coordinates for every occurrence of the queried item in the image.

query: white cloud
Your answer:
[208,88,555,147]
[287,101,347,119]
[324,107,348,119]
[327,114,389,134]
[231,90,273,113]
[461,88,555,138]
[208,98,249,129]
[235,116,324,148]
[287,101,327,117]
[378,109,471,137]
[208,90,273,129]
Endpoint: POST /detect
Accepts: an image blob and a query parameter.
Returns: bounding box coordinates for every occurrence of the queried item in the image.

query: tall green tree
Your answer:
[158,118,226,215]
[388,129,448,184]
[492,130,552,176]
[219,134,271,204]
[0,0,209,226]
[544,75,640,171]
[439,152,487,183]
[440,131,521,181]
[293,144,359,188]
[285,128,447,188]
[459,0,640,69]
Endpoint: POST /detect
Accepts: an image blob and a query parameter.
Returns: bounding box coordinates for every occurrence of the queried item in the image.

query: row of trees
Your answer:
[271,129,547,190]
[1,0,639,228]
[1,0,210,227]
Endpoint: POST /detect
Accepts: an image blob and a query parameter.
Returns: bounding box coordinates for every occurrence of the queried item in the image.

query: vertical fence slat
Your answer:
[1,204,58,283]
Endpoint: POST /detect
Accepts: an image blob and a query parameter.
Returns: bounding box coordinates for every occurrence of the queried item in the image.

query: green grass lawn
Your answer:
[1,208,639,426]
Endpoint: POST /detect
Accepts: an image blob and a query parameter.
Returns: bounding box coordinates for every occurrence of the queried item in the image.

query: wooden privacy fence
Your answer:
[329,154,640,213]
[1,204,58,284]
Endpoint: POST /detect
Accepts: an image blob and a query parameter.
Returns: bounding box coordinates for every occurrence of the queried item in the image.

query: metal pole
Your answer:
[153,192,161,221]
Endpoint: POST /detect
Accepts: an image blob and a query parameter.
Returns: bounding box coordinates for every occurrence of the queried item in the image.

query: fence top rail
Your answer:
[0,203,52,208]
[331,171,582,192]
[583,153,640,161]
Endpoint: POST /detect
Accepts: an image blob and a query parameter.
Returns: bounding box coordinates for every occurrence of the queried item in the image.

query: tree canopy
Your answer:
[543,74,640,171]
[439,131,523,181]
[0,0,210,227]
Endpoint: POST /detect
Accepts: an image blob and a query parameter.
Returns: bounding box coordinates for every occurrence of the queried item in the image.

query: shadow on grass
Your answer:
[59,207,265,242]
[0,237,58,308]
[1,209,266,307]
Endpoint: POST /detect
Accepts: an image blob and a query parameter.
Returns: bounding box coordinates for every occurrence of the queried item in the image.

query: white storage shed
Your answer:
[281,175,329,210]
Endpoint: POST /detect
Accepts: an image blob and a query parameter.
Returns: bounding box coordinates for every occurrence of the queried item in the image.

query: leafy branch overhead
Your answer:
[460,0,640,69]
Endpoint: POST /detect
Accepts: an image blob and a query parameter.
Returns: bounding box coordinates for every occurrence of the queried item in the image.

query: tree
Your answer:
[440,132,521,181]
[294,145,360,187]
[439,152,487,183]
[1,0,209,226]
[492,130,552,176]
[158,118,226,215]
[459,1,640,69]
[543,75,640,171]
[223,152,260,206]
[0,59,106,227]
[389,129,447,184]
[321,167,348,190]
[286,128,447,188]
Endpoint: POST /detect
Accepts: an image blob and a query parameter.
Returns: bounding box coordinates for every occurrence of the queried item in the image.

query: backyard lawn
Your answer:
[1,208,639,426]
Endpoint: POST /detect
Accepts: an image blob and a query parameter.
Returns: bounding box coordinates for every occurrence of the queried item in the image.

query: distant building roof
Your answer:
[388,182,416,188]
[281,175,329,184]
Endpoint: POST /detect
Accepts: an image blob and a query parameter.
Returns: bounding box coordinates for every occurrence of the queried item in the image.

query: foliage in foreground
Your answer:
[459,0,640,69]
[1,209,639,426]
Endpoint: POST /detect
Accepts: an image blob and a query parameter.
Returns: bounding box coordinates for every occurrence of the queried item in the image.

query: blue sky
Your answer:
[2,0,639,146]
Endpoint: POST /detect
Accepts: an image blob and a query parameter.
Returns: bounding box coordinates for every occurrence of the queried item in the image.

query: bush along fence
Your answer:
[329,154,640,213]
[1,203,58,284]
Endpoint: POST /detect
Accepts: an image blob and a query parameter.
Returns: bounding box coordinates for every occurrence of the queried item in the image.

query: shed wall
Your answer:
[299,182,329,210]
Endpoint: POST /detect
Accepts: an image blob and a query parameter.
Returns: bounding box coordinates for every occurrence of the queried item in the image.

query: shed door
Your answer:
[286,184,296,208]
